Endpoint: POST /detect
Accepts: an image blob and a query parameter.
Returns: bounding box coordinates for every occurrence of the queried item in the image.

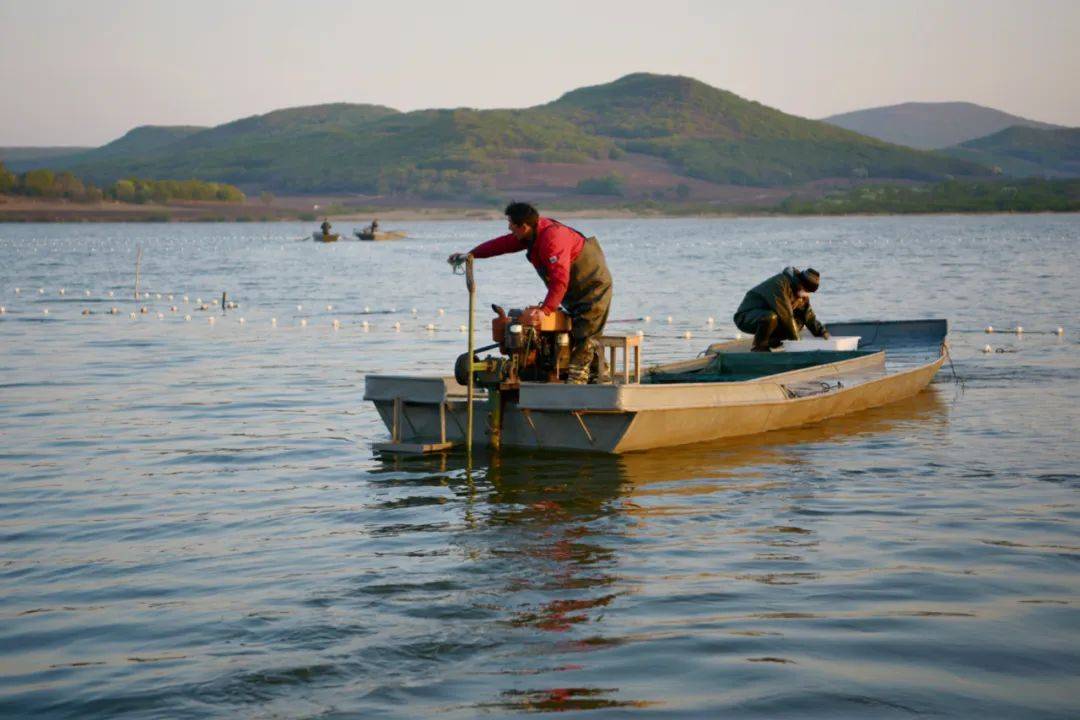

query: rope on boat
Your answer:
[943,341,966,393]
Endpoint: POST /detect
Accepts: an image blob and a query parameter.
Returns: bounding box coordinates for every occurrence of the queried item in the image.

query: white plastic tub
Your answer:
[781,336,861,352]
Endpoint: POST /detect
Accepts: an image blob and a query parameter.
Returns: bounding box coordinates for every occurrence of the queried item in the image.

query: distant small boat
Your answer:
[313,232,340,243]
[355,229,407,241]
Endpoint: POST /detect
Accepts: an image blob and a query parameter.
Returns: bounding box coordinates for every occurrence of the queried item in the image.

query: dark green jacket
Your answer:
[735,266,826,340]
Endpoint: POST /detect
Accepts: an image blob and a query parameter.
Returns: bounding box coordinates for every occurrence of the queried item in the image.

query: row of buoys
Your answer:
[985,325,1065,336]
[6,291,758,328]
[0,306,748,344]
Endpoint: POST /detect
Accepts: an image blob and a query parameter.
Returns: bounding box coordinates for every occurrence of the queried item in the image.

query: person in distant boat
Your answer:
[320,219,332,236]
[734,267,829,352]
[370,219,379,232]
[447,201,613,384]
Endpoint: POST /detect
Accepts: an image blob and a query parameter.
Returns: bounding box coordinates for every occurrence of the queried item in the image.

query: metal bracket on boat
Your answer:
[374,397,457,455]
[571,411,596,446]
[521,408,543,448]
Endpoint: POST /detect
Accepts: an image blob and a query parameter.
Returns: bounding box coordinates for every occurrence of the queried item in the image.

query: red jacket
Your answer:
[469,217,585,313]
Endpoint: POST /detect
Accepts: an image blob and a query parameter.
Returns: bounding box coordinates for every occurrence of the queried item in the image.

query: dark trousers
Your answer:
[735,309,783,351]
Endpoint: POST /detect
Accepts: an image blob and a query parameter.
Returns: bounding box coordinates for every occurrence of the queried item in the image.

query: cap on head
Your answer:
[800,268,820,292]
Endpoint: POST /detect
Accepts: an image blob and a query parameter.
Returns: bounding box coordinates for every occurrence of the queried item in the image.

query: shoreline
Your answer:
[2,202,1078,224]
[2,196,1078,223]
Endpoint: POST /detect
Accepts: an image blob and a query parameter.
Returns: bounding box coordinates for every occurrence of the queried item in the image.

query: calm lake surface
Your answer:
[1,216,1078,718]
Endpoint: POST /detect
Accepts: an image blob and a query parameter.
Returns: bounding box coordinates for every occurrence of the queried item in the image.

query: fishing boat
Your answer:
[364,318,948,454]
[312,232,340,243]
[354,229,407,241]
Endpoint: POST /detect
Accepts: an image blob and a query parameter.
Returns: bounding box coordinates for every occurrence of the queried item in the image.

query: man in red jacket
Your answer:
[448,202,613,384]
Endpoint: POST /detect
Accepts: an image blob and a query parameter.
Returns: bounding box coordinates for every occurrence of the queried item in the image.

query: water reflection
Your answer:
[372,389,948,712]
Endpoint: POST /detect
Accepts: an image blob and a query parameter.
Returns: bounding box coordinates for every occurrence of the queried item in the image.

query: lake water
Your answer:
[1,216,1078,718]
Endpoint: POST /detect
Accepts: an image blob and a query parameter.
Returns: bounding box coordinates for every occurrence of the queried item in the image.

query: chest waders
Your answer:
[528,227,613,383]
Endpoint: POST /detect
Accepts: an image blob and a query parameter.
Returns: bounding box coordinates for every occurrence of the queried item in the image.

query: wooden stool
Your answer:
[598,334,642,383]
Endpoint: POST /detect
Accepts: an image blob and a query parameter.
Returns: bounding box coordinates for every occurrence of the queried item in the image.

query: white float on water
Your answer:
[637,329,645,336]
[14,288,19,294]
[184,314,191,321]
[108,291,114,297]
[393,321,401,331]
[985,326,993,333]
[271,317,277,325]
[332,319,340,329]
[296,304,302,311]
[425,323,435,331]
[362,321,370,331]
[129,312,136,319]
[707,317,715,325]
[82,309,90,315]
[983,344,993,353]
[1016,326,1023,334]
[1057,327,1065,336]
[667,316,673,324]
[140,306,148,314]
[364,306,370,313]
[300,318,308,327]
[683,330,692,339]
[238,317,245,324]
[0,306,5,314]
[183,295,189,302]
[110,307,118,314]
[326,304,333,311]
[438,308,445,316]
[59,288,65,295]
[459,324,466,332]
[85,290,91,296]
[644,315,651,322]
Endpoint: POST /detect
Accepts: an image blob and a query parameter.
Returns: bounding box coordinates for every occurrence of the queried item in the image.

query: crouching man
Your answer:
[448,202,613,383]
[734,267,829,352]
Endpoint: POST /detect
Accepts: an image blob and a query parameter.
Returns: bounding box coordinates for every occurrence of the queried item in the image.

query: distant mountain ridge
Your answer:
[1,146,93,164]
[822,101,1060,150]
[5,74,989,197]
[942,126,1080,177]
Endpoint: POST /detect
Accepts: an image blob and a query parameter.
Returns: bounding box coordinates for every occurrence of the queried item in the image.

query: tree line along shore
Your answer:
[1,161,1077,222]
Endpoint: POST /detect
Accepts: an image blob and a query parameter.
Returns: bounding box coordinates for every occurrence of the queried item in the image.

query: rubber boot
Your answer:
[568,337,599,384]
[752,313,779,352]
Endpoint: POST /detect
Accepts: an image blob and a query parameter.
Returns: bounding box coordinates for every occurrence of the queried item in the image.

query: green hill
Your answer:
[941,126,1080,178]
[545,73,984,186]
[1,146,93,168]
[822,101,1060,149]
[90,125,207,157]
[48,74,988,196]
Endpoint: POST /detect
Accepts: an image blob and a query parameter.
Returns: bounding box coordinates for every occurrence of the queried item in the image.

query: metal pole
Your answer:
[465,254,475,466]
[134,245,142,300]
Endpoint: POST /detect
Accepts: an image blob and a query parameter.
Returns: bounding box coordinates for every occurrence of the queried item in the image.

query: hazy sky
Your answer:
[2,0,1077,146]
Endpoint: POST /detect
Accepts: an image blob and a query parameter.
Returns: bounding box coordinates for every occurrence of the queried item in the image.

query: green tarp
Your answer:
[644,350,873,384]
